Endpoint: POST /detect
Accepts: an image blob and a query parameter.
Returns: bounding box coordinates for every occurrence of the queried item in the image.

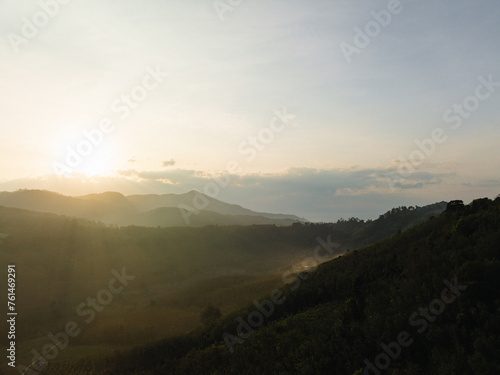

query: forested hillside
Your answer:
[0,201,446,374]
[73,197,500,375]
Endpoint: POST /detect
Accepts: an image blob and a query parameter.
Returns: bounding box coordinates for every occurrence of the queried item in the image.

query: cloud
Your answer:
[117,169,207,186]
[107,166,456,220]
[228,167,451,195]
[162,159,176,167]
[115,166,453,195]
[462,179,500,188]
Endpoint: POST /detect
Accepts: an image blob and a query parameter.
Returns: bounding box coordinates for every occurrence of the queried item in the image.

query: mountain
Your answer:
[116,207,300,227]
[0,190,444,230]
[127,191,307,221]
[0,190,136,222]
[0,189,305,227]
[72,197,500,375]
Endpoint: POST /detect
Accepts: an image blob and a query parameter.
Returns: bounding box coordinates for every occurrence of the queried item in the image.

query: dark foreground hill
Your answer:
[72,197,500,375]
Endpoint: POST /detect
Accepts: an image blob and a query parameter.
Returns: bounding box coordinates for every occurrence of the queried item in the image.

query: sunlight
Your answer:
[76,145,115,177]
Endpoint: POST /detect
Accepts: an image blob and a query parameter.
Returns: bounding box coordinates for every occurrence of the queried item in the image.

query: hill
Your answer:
[115,207,299,227]
[126,191,306,221]
[0,199,448,374]
[73,197,500,375]
[0,189,305,227]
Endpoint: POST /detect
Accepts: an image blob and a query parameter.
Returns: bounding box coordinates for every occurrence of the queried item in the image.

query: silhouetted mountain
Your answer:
[117,207,299,227]
[127,191,307,221]
[0,189,136,222]
[0,189,305,227]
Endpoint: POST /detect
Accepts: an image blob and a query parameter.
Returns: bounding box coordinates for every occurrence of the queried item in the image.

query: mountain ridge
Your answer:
[0,189,306,227]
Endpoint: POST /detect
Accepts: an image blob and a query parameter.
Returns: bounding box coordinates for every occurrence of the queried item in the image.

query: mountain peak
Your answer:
[0,189,306,227]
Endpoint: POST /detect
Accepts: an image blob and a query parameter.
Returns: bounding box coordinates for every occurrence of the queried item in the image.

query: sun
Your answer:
[76,145,115,177]
[50,123,119,178]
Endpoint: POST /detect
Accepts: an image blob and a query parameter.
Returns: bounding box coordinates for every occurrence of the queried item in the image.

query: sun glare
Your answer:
[76,146,115,177]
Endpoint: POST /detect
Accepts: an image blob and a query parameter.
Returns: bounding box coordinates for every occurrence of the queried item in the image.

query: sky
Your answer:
[0,0,499,221]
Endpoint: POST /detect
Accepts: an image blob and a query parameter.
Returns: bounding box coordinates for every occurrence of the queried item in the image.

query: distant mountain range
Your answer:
[0,189,307,227]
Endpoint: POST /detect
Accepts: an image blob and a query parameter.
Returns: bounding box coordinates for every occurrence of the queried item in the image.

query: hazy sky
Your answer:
[1,0,499,221]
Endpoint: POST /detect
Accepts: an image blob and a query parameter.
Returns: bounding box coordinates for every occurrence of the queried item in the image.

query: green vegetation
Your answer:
[41,196,499,375]
[0,200,447,374]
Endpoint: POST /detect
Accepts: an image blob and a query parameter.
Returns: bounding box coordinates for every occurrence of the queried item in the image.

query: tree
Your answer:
[446,200,464,212]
